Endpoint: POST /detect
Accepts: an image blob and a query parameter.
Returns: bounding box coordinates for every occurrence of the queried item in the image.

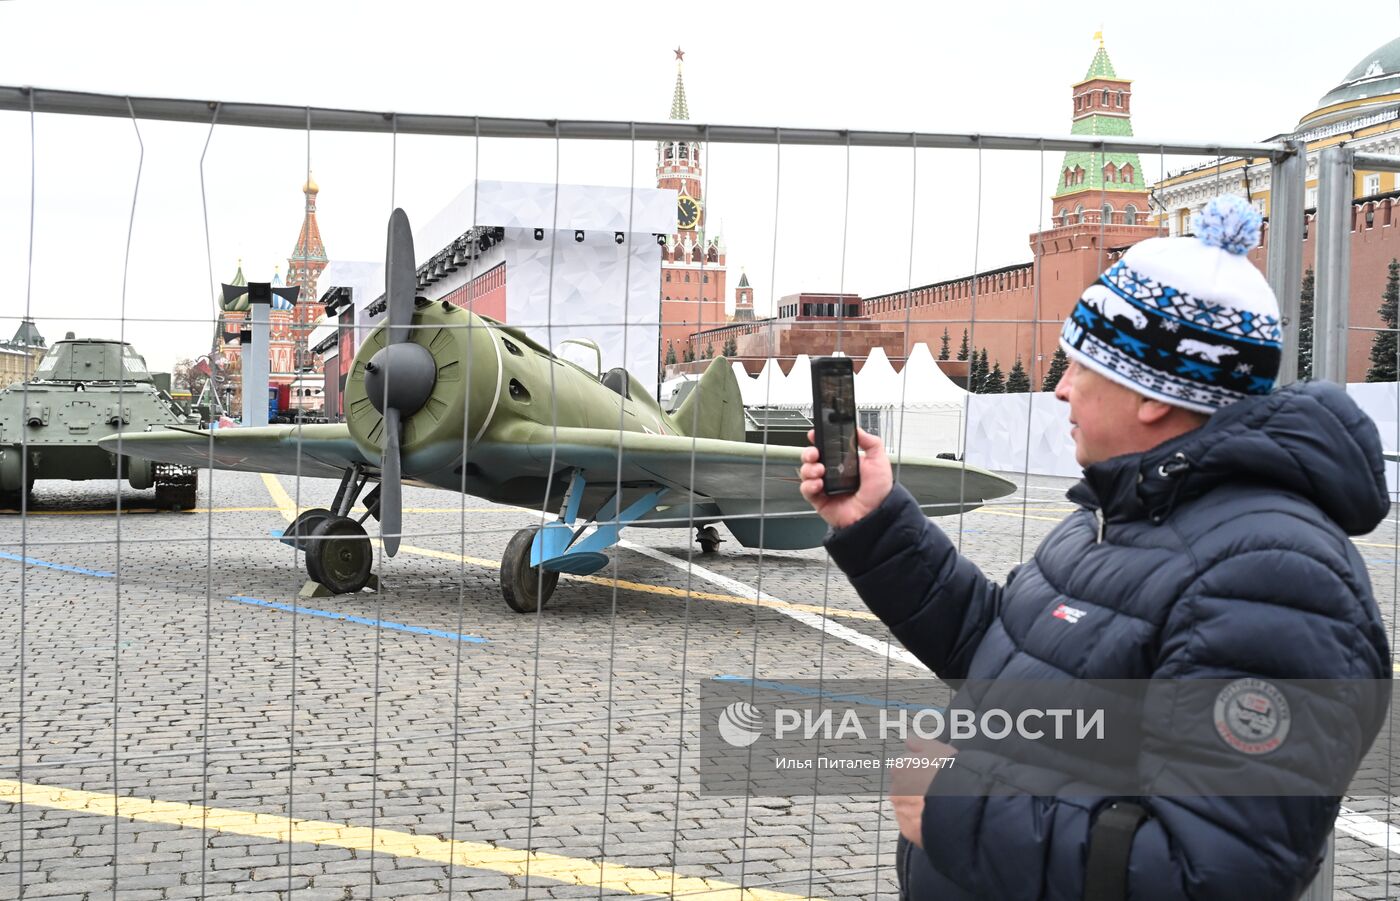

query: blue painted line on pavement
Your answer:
[0,551,114,578]
[227,595,489,643]
[715,675,939,712]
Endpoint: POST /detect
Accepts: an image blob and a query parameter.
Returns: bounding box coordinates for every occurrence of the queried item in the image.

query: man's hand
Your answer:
[798,428,894,529]
[890,737,957,849]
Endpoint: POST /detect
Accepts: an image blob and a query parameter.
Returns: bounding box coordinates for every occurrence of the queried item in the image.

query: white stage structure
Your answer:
[358,180,675,395]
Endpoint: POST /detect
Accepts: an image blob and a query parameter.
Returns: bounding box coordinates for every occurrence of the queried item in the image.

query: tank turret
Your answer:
[32,339,154,384]
[0,336,199,509]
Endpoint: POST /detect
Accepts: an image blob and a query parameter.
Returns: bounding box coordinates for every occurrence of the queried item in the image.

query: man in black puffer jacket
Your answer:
[799,196,1392,900]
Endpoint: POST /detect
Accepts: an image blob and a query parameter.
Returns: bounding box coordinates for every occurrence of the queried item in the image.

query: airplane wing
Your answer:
[98,424,372,481]
[479,423,1016,549]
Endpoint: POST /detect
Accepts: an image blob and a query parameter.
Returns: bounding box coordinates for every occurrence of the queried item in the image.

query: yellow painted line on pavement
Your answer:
[257,475,513,518]
[968,507,1066,524]
[397,542,880,622]
[6,506,514,517]
[264,474,877,622]
[0,506,282,516]
[0,779,808,900]
[262,473,299,521]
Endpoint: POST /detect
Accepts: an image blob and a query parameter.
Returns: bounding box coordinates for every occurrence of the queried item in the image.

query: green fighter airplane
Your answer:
[104,210,1016,611]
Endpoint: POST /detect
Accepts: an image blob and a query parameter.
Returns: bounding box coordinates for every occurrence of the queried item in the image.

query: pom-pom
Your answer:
[1190,195,1261,256]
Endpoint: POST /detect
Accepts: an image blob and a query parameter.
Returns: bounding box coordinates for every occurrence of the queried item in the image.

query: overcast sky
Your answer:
[0,0,1386,371]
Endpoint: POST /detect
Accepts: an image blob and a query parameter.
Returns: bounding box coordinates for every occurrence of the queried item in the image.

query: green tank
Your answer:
[0,337,200,509]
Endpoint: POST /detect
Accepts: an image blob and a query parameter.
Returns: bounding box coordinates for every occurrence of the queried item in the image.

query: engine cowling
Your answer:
[344,303,500,470]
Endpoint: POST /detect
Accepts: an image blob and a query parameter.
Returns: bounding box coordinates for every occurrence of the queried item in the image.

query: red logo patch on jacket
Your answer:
[1051,603,1087,624]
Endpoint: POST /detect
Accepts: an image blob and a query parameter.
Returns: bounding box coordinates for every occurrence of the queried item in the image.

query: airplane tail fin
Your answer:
[670,357,745,442]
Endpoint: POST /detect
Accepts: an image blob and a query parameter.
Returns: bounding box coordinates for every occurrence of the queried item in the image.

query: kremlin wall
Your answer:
[681,36,1400,388]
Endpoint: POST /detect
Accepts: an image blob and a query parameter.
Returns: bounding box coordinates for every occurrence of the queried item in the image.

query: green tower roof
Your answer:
[1055,40,1145,199]
[1083,43,1117,81]
[670,49,690,120]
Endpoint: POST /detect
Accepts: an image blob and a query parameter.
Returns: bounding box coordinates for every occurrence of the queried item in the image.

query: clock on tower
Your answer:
[677,195,701,230]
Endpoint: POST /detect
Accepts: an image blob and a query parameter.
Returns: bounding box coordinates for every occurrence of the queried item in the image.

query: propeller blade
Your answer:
[385,208,416,345]
[380,405,402,557]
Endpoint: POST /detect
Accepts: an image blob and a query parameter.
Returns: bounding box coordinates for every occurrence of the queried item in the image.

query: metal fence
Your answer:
[0,84,1391,900]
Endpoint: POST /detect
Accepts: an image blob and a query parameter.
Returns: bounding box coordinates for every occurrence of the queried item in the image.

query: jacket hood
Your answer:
[1071,382,1391,535]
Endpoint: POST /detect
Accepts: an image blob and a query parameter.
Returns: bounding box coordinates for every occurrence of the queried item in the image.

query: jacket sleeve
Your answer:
[824,483,1005,680]
[915,543,1391,901]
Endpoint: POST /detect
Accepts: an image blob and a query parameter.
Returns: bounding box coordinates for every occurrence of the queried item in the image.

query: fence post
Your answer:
[1312,145,1355,384]
[1268,141,1307,385]
[1296,142,1358,901]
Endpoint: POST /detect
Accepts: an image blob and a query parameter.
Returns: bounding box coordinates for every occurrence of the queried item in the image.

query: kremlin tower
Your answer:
[861,35,1161,385]
[732,270,755,321]
[657,48,727,356]
[1051,34,1151,229]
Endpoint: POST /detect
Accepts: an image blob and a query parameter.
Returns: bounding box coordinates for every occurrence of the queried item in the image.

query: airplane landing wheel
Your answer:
[697,525,724,554]
[306,516,373,594]
[285,507,335,552]
[501,526,559,613]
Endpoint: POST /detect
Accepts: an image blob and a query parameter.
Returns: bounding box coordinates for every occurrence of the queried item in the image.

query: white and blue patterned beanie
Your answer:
[1059,194,1282,415]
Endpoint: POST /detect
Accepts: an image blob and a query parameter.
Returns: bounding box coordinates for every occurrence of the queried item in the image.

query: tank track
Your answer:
[153,463,198,511]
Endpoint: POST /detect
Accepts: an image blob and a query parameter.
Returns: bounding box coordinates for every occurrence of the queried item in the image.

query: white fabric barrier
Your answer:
[964,382,1400,492]
[964,392,1079,478]
[1347,382,1400,498]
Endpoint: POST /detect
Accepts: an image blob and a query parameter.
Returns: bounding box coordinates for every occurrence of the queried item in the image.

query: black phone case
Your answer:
[810,357,860,496]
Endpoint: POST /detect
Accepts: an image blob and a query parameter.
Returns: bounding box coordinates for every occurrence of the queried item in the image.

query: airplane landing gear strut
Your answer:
[282,464,378,595]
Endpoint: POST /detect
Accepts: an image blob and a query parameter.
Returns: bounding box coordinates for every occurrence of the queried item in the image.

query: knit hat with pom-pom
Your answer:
[1058,194,1282,414]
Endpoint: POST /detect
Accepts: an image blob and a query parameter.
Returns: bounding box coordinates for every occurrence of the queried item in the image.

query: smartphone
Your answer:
[811,356,860,496]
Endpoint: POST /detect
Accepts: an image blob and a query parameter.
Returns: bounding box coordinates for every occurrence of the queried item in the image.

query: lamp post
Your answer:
[221,280,299,427]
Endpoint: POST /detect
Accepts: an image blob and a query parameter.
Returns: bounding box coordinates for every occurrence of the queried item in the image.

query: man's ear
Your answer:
[1136,396,1174,426]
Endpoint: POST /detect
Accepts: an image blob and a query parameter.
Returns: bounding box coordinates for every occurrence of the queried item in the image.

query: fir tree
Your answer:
[723,335,738,357]
[985,361,1006,394]
[1006,356,1030,393]
[970,348,989,392]
[1042,346,1069,391]
[683,346,695,363]
[705,342,715,360]
[938,328,951,361]
[665,342,677,366]
[1297,267,1314,381]
[1368,259,1400,382]
[957,329,970,361]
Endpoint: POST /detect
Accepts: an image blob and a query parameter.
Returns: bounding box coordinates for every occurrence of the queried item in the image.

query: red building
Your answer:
[686,293,905,375]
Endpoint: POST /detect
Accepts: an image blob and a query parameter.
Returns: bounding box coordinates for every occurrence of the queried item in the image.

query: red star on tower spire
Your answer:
[674,47,684,62]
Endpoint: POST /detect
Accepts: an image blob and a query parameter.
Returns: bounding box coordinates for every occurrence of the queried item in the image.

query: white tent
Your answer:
[896,343,966,404]
[776,355,813,406]
[739,358,788,407]
[853,347,901,405]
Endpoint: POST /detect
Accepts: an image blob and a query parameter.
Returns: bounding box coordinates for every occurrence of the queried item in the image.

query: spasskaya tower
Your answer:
[657,48,727,361]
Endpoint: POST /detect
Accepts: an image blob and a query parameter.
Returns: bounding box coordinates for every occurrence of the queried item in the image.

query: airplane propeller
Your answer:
[362,209,438,555]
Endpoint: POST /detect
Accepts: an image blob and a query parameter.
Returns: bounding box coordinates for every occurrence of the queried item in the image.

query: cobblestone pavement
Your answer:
[1,469,1398,899]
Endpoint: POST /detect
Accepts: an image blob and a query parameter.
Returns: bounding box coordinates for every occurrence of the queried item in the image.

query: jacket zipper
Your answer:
[1093,507,1105,544]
